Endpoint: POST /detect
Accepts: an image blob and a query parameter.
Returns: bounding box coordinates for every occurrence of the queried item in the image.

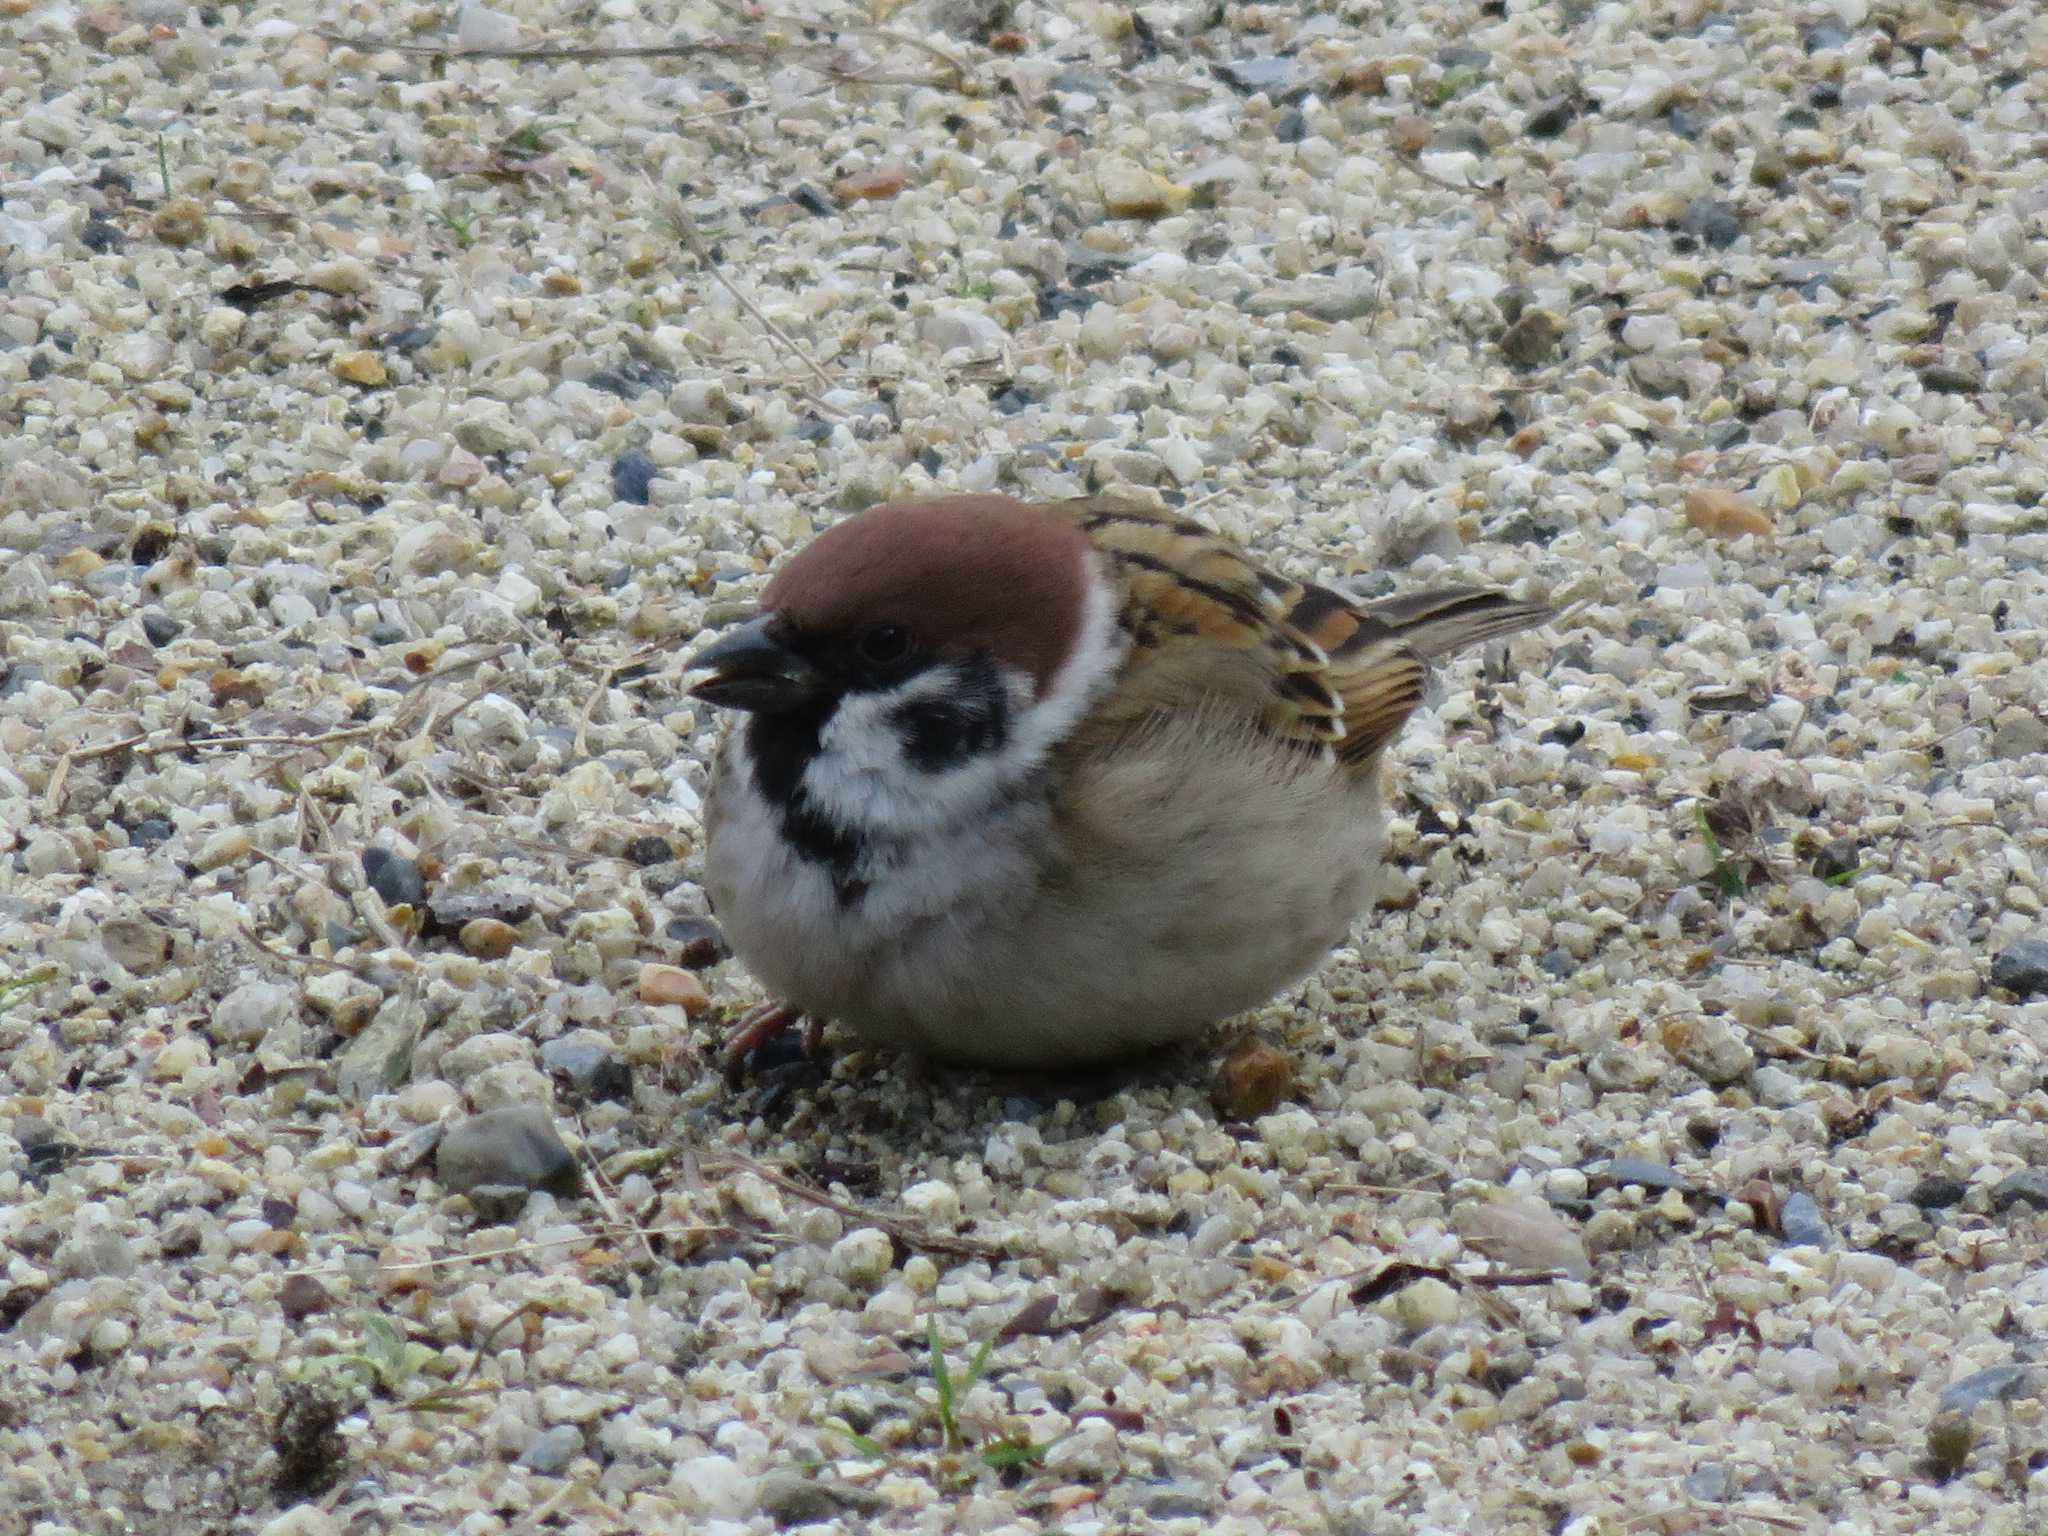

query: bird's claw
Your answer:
[720,1002,825,1086]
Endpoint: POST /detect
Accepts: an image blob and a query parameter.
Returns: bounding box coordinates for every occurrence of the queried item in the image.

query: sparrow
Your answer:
[687,494,1548,1072]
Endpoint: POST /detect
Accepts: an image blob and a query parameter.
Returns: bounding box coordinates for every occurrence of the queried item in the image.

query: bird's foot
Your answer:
[720,1002,826,1086]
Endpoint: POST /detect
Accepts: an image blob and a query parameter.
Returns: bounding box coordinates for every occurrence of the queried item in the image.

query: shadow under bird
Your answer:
[687,494,1550,1071]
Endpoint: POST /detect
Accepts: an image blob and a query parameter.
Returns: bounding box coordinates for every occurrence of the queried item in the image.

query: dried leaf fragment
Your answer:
[1682,487,1771,540]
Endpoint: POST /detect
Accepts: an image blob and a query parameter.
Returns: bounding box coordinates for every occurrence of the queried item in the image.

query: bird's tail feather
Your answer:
[1361,587,1551,659]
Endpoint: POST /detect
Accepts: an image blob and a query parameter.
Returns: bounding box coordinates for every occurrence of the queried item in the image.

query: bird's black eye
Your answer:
[855,623,912,667]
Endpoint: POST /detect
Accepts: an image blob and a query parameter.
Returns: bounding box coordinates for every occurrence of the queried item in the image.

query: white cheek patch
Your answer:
[803,662,1033,836]
[799,555,1128,842]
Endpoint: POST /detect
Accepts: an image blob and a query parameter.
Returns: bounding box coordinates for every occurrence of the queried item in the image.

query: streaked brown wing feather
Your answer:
[1050,499,1548,768]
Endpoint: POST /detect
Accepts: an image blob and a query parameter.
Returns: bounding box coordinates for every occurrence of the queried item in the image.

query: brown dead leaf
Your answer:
[833,166,907,204]
[1683,487,1772,540]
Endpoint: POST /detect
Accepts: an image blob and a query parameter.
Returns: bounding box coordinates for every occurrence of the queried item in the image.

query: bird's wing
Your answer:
[1052,499,1549,766]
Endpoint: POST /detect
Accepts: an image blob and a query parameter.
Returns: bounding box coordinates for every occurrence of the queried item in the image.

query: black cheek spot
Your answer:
[890,657,1009,771]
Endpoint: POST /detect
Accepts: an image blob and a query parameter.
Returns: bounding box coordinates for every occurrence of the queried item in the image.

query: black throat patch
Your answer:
[743,706,871,906]
[740,653,1016,906]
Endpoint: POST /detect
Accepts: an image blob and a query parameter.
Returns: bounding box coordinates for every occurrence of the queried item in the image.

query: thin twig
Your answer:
[69,723,377,763]
[662,190,842,397]
[312,27,958,88]
[283,1221,749,1280]
[62,645,515,766]
[235,920,363,976]
[699,1150,1006,1260]
[575,1119,663,1268]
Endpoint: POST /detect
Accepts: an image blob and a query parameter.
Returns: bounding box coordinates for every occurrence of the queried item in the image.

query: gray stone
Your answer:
[1778,1191,1831,1248]
[1991,1168,2048,1214]
[516,1424,584,1475]
[1600,1158,1691,1192]
[1681,1462,1729,1501]
[336,994,424,1101]
[1939,1363,2035,1413]
[436,1105,579,1196]
[756,1471,889,1526]
[540,1032,632,1101]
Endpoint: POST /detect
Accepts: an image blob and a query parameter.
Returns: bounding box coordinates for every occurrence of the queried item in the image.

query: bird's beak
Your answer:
[687,615,825,713]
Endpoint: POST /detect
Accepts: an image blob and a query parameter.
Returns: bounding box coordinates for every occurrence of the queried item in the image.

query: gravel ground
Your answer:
[6,0,2048,1532]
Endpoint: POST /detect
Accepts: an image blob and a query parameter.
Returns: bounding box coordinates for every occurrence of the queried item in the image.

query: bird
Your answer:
[686,493,1550,1072]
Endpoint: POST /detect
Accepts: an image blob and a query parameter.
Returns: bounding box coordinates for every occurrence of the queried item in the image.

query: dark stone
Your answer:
[387,324,439,354]
[81,217,124,253]
[1142,1485,1216,1518]
[1810,840,1862,882]
[756,1470,890,1525]
[665,915,730,967]
[361,847,427,908]
[367,620,410,645]
[540,1035,633,1103]
[625,835,676,866]
[141,610,182,647]
[1679,197,1742,249]
[1499,310,1561,368]
[466,1184,534,1223]
[1524,94,1580,137]
[128,816,175,845]
[436,1104,580,1197]
[1990,938,2048,997]
[1274,108,1308,144]
[1919,358,1984,395]
[278,1272,332,1321]
[587,359,674,399]
[1036,286,1093,321]
[612,449,658,506]
[1908,1175,1968,1210]
[1991,1168,2048,1214]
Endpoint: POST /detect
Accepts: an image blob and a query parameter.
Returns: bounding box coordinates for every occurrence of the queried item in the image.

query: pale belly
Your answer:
[705,730,1388,1069]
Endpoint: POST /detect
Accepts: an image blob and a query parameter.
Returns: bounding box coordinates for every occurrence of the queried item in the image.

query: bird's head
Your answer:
[689,496,1124,837]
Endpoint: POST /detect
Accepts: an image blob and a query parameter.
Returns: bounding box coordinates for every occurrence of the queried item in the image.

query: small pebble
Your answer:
[1777,1191,1831,1249]
[332,350,388,386]
[1215,1037,1294,1120]
[1682,488,1771,540]
[638,963,710,1014]
[516,1424,584,1475]
[1991,1169,2048,1214]
[361,847,427,908]
[1989,938,2048,997]
[459,917,521,958]
[612,449,657,506]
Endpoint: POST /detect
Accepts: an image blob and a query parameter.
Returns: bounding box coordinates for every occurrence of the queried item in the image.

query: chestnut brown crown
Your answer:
[761,495,1094,692]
